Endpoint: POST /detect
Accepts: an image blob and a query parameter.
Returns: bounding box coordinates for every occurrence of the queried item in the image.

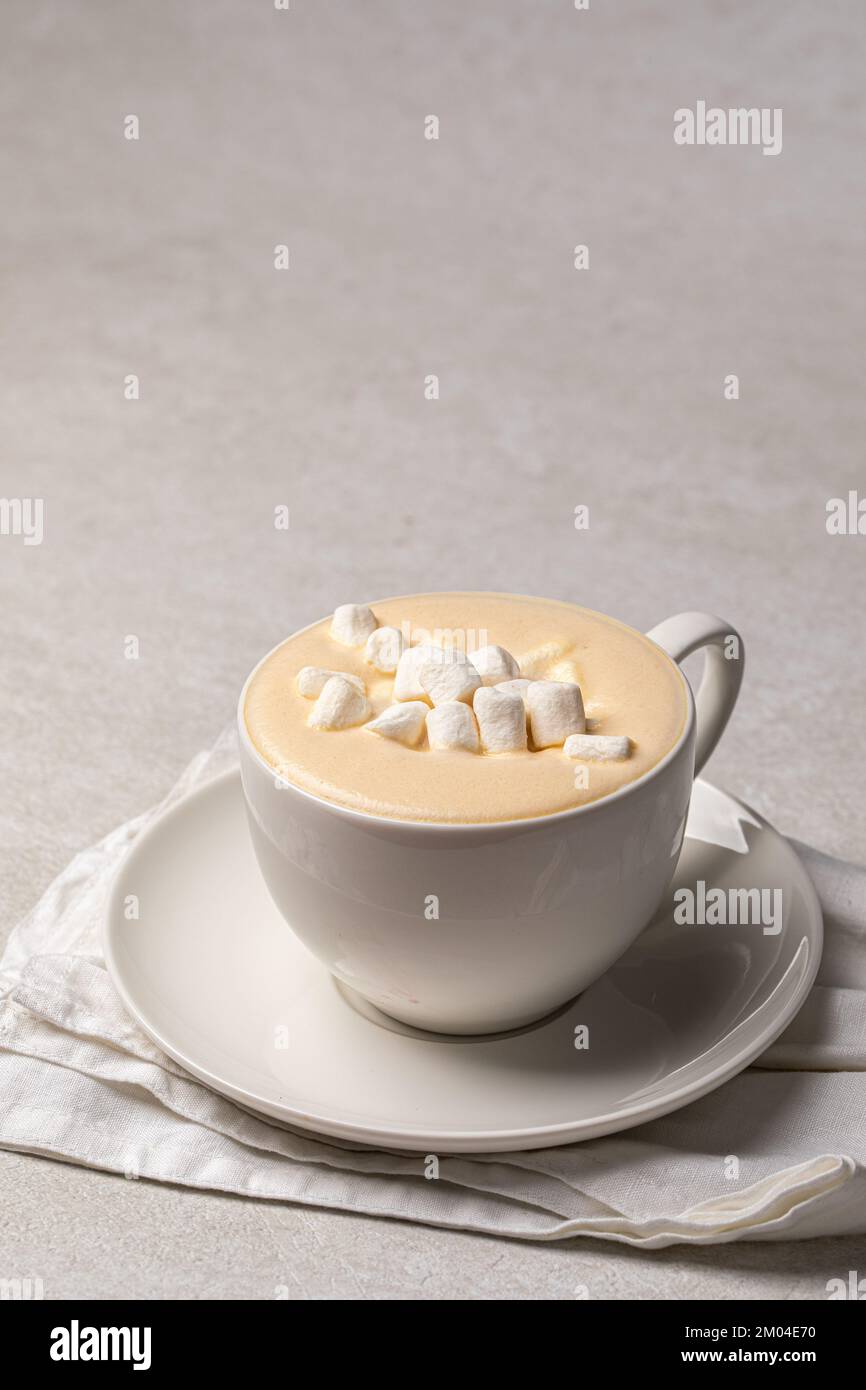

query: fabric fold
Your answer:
[1,729,864,1247]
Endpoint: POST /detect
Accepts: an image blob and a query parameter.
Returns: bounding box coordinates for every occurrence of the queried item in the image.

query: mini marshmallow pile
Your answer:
[296,603,633,761]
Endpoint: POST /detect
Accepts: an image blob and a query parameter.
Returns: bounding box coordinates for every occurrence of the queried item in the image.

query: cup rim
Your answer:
[236,592,695,833]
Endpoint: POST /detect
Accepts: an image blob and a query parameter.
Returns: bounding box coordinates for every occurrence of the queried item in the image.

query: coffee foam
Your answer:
[244,593,687,824]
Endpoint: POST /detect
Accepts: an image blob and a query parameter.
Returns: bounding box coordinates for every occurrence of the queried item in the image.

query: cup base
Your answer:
[332,976,579,1043]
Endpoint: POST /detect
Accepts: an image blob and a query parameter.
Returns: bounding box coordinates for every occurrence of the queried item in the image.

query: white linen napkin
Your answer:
[1,726,864,1247]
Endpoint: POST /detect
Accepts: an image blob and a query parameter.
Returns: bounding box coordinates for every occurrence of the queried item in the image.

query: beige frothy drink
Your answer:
[243,593,688,824]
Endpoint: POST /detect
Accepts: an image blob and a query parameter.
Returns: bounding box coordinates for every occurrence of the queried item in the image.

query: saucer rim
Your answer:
[103,769,823,1153]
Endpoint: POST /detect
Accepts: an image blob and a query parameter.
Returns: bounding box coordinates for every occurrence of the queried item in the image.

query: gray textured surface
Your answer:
[2,0,865,1299]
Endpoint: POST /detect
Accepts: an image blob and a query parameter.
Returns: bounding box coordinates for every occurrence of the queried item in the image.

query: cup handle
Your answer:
[645,612,744,777]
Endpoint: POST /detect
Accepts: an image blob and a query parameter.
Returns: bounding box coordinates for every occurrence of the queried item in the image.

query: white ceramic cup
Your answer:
[238,605,743,1035]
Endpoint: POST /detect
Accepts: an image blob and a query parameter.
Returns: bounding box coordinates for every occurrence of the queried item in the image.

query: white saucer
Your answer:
[103,771,822,1154]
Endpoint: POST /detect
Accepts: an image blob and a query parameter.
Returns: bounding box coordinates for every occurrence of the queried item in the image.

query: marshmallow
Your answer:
[549,659,583,687]
[581,700,605,733]
[364,625,405,673]
[309,675,370,730]
[495,678,533,733]
[330,604,378,648]
[297,666,365,698]
[426,702,480,752]
[495,677,532,708]
[393,643,446,701]
[469,644,521,686]
[419,652,481,706]
[526,680,586,748]
[365,701,428,747]
[473,686,527,753]
[564,734,631,761]
[517,641,568,679]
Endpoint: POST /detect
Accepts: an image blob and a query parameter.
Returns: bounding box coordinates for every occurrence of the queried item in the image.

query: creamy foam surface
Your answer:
[243,593,688,824]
